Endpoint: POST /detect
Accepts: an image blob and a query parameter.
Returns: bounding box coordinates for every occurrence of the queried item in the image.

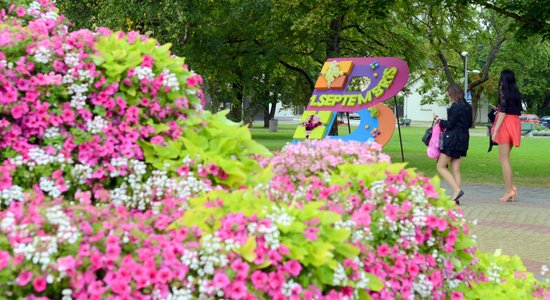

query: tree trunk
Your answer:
[242,95,254,128]
[228,85,243,122]
[327,16,344,57]
[263,103,270,128]
[470,86,484,127]
[269,101,277,120]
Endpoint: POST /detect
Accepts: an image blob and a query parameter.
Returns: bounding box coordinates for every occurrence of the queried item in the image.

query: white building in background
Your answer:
[270,103,300,121]
[403,79,490,123]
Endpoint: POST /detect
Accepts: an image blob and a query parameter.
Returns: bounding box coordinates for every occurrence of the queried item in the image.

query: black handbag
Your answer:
[422,119,437,146]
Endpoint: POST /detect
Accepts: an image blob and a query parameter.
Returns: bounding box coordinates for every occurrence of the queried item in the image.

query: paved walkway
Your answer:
[440,183,550,276]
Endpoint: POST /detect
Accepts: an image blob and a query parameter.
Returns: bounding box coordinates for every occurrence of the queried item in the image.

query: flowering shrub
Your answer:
[0,190,202,299]
[139,110,271,189]
[458,250,550,299]
[169,189,385,299]
[255,159,477,299]
[0,1,269,210]
[260,139,391,184]
[1,1,550,299]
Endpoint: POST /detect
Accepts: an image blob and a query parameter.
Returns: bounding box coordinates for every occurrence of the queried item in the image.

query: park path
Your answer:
[441,183,550,276]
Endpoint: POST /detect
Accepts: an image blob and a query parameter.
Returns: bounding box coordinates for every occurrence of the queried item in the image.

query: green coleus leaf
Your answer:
[323,227,351,243]
[156,140,181,160]
[334,243,360,259]
[316,265,334,285]
[307,242,335,267]
[235,236,257,263]
[365,272,384,292]
[455,235,476,250]
[317,211,341,225]
[357,289,373,300]
[147,119,171,133]
[90,54,105,66]
[283,239,308,261]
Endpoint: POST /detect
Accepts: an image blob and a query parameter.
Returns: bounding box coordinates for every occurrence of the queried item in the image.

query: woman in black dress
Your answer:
[435,84,473,204]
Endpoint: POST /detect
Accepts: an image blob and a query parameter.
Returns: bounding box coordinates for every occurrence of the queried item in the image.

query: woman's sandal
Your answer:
[499,190,516,203]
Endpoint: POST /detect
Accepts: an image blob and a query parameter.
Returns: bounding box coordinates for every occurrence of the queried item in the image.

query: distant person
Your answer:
[491,69,522,202]
[435,84,473,205]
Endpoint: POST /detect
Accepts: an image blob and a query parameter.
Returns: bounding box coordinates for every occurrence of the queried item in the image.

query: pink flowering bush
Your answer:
[254,159,477,299]
[260,139,391,184]
[258,143,550,299]
[0,1,269,210]
[1,1,550,299]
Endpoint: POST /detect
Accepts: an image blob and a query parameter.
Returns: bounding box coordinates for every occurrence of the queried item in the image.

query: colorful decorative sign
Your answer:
[294,57,409,144]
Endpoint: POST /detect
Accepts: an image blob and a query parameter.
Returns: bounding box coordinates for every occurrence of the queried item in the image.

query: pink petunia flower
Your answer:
[11,103,29,119]
[213,272,230,288]
[376,243,390,257]
[32,276,47,292]
[16,270,33,286]
[284,260,302,276]
[0,251,10,270]
[451,291,464,300]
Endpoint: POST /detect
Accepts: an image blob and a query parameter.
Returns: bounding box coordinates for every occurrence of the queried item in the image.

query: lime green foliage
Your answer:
[92,33,198,108]
[169,189,384,293]
[459,250,550,299]
[140,110,271,188]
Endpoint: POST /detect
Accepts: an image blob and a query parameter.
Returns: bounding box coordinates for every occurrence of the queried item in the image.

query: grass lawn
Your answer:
[250,124,550,188]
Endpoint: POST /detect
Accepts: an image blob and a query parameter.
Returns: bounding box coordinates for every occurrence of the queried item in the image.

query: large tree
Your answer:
[59,0,547,123]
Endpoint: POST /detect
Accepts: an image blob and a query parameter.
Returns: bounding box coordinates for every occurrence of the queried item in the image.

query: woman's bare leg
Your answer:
[437,154,460,198]
[450,158,462,191]
[498,143,514,193]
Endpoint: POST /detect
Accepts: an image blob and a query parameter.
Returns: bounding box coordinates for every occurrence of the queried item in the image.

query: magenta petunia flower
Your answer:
[32,276,47,292]
[16,270,33,286]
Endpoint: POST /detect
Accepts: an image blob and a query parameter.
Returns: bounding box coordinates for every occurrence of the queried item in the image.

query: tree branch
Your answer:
[436,50,456,85]
[278,60,314,91]
[473,0,547,29]
[469,32,506,90]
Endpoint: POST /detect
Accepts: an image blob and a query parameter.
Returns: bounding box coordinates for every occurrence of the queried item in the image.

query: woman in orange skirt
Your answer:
[491,70,522,202]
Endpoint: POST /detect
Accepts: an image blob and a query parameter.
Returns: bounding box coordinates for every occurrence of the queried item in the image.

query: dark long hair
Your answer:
[498,70,521,106]
[447,84,465,103]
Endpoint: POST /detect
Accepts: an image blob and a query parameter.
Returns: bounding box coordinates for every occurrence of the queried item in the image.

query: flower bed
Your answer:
[1,1,550,299]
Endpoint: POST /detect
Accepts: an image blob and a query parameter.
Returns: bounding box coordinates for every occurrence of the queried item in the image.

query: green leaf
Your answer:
[358,289,372,300]
[365,272,384,292]
[335,243,360,258]
[128,87,137,97]
[284,239,307,261]
[90,54,105,65]
[324,227,351,243]
[147,119,171,133]
[317,211,341,225]
[455,236,476,250]
[235,236,257,262]
[316,265,334,285]
[93,105,106,117]
[308,242,334,266]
